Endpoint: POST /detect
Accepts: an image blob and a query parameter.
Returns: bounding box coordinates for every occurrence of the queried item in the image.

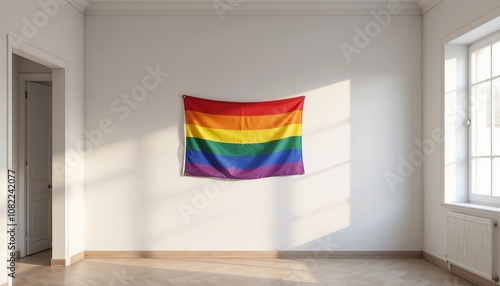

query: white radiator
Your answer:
[447,212,496,281]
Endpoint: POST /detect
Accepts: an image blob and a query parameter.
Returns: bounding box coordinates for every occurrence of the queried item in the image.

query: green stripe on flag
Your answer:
[186,136,302,156]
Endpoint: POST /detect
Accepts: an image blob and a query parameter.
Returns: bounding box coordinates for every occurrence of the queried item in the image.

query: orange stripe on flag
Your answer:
[185,110,303,130]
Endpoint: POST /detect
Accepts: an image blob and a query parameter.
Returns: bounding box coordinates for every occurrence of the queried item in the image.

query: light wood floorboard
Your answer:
[10,249,477,285]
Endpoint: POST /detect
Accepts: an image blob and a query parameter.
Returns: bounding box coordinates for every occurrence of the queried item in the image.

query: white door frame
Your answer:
[18,74,52,257]
[7,34,70,265]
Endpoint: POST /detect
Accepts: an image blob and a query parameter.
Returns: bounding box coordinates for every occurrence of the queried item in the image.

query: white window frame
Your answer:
[468,30,500,207]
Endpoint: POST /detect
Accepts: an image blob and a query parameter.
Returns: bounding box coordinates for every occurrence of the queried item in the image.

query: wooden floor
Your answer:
[10,249,476,286]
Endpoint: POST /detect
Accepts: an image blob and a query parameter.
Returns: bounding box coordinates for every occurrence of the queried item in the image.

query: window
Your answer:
[468,32,500,206]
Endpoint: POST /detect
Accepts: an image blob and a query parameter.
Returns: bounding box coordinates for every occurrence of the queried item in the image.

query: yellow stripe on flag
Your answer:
[186,124,302,144]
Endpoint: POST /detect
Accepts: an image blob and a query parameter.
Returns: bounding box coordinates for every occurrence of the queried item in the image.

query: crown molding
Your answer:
[85,2,423,16]
[416,0,441,14]
[67,0,91,14]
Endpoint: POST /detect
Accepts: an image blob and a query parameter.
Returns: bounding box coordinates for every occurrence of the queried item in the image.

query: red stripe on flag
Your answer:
[183,95,304,116]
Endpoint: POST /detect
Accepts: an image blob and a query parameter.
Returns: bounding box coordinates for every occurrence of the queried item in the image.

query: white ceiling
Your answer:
[68,0,442,15]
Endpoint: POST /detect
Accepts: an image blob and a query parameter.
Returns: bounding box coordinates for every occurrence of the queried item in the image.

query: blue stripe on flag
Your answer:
[185,149,303,170]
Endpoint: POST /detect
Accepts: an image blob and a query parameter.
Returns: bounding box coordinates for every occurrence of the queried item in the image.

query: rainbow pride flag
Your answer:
[183,95,305,179]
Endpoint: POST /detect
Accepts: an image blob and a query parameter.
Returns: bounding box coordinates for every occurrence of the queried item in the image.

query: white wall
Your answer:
[0,0,84,282]
[423,0,500,260]
[84,14,423,251]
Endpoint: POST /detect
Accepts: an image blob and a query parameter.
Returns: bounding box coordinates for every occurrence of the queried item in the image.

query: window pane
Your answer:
[494,79,500,155]
[494,158,500,197]
[471,82,491,156]
[493,42,500,78]
[471,46,491,84]
[471,158,491,195]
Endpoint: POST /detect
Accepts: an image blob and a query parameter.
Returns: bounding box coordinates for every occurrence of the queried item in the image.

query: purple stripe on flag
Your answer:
[184,162,304,179]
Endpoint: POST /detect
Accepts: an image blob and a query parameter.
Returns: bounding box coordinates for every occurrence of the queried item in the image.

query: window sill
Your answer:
[442,202,500,216]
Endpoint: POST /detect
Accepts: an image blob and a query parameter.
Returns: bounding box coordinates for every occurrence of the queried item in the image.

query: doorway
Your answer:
[15,61,53,257]
[7,34,70,266]
[20,77,53,256]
